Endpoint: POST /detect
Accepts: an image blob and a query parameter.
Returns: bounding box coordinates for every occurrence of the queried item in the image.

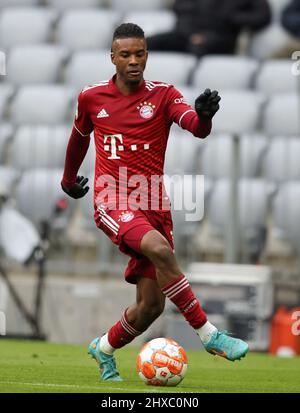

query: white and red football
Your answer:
[136,337,188,387]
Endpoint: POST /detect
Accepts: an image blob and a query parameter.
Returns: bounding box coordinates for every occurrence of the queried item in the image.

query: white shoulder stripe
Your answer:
[146,80,170,86]
[145,80,170,90]
[145,83,170,88]
[82,82,109,93]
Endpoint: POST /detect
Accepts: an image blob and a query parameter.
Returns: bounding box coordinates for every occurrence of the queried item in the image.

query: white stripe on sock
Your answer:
[163,276,187,295]
[168,282,190,299]
[120,319,133,335]
[164,279,189,298]
[121,315,137,334]
[121,315,140,336]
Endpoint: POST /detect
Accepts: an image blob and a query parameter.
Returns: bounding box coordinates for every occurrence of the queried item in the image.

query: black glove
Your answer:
[61,175,89,199]
[195,89,221,120]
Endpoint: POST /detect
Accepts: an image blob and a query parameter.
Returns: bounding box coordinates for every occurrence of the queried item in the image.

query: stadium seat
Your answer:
[15,168,75,229]
[81,133,96,175]
[192,56,259,90]
[167,174,210,254]
[198,134,233,179]
[273,181,300,253]
[80,172,95,231]
[175,86,198,106]
[65,51,113,91]
[262,94,300,136]
[6,45,68,85]
[80,171,117,266]
[0,166,19,195]
[10,125,71,170]
[144,52,196,86]
[255,60,297,95]
[0,123,13,164]
[10,85,75,125]
[212,91,265,135]
[80,172,109,234]
[197,133,268,179]
[57,10,121,51]
[46,0,106,9]
[0,84,14,120]
[0,8,57,49]
[0,0,39,6]
[122,10,176,37]
[263,137,300,183]
[239,133,269,178]
[207,178,273,259]
[248,24,293,60]
[164,127,203,175]
[109,0,170,10]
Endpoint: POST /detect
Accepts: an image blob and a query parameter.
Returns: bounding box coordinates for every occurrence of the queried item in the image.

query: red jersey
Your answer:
[74,75,211,211]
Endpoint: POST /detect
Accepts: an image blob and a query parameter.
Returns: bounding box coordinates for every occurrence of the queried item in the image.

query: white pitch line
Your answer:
[0,381,102,390]
[0,381,186,393]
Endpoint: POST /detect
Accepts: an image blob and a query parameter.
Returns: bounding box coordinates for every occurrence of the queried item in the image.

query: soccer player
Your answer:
[61,23,248,382]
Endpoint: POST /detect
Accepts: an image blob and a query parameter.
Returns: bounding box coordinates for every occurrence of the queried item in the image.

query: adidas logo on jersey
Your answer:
[97,108,109,118]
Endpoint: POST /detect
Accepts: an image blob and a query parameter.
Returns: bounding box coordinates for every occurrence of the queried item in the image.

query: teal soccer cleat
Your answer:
[203,331,249,361]
[88,337,123,381]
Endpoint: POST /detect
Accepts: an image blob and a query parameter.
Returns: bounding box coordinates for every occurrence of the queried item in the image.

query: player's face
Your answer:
[111,37,148,85]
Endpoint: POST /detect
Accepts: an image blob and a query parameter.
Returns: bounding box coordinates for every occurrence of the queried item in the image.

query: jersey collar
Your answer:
[109,74,146,97]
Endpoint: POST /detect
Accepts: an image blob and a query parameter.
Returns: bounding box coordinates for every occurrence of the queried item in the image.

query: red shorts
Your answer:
[94,207,174,284]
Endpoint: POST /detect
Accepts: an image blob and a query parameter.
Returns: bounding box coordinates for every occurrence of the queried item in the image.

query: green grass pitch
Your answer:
[0,339,299,393]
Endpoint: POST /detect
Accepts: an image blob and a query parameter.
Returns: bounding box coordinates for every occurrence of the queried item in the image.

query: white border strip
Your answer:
[0,381,198,393]
[178,110,195,128]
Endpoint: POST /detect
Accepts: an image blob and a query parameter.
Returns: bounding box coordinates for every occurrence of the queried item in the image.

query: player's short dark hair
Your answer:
[112,23,145,41]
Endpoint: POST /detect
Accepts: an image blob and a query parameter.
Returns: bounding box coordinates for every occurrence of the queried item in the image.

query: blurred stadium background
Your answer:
[0,0,300,356]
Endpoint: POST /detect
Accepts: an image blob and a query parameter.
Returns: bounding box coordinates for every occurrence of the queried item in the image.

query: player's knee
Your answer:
[147,240,175,270]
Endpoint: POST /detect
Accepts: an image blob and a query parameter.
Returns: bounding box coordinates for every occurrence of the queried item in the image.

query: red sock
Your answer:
[161,274,207,329]
[107,309,142,349]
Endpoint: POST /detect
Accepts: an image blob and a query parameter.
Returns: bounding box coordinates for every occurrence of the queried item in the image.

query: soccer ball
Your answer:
[136,337,188,387]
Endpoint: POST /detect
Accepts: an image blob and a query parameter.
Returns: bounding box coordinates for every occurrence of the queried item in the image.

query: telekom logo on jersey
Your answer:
[94,167,205,222]
[103,134,149,159]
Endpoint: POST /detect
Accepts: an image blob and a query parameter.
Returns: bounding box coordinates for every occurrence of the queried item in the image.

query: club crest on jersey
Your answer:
[119,211,134,223]
[137,101,155,119]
